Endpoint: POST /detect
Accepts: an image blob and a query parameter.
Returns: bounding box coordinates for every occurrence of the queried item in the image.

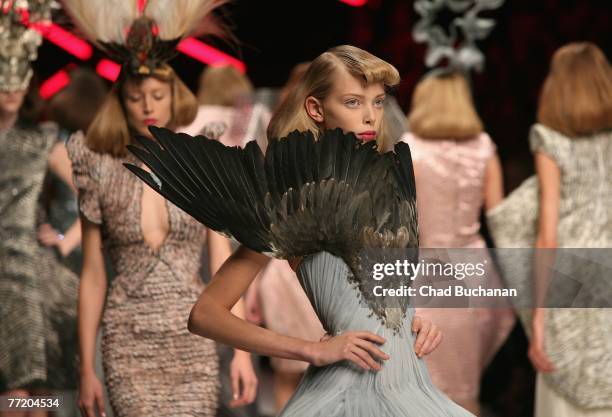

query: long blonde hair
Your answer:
[197,65,253,106]
[86,66,197,156]
[267,45,400,149]
[407,72,483,140]
[537,42,612,138]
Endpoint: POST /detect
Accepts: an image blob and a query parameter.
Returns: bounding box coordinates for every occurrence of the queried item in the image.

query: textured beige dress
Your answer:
[401,132,515,405]
[67,133,219,417]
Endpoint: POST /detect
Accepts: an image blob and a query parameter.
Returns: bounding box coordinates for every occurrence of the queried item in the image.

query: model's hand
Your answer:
[37,223,72,257]
[78,371,106,417]
[528,308,555,373]
[37,223,64,254]
[306,331,390,371]
[229,350,258,407]
[412,315,443,357]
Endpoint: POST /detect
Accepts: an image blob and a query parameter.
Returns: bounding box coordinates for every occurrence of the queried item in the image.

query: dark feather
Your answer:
[126,127,420,325]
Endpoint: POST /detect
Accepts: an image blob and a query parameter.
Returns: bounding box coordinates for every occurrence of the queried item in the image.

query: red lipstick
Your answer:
[357,131,377,142]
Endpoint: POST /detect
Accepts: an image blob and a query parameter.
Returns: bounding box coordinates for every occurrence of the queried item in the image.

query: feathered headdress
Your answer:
[0,0,55,92]
[412,0,504,77]
[61,0,226,76]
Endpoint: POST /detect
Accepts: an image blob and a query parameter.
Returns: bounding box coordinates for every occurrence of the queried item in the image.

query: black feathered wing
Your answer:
[125,127,418,260]
[125,128,273,253]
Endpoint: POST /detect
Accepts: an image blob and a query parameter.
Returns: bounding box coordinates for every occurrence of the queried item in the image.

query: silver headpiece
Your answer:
[412,0,504,77]
[0,0,54,92]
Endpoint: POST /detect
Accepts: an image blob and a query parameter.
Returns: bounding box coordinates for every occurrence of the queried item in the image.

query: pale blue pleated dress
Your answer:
[279,252,474,417]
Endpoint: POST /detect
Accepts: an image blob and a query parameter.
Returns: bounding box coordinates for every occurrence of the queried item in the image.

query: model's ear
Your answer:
[305,96,325,123]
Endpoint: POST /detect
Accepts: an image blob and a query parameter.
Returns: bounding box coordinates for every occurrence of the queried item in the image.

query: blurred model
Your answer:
[0,3,80,416]
[61,1,256,416]
[487,42,612,417]
[402,72,515,415]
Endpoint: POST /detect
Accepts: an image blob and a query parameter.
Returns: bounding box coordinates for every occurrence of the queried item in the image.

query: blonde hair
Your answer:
[86,66,197,156]
[407,72,483,140]
[276,62,311,111]
[267,45,400,149]
[197,65,253,106]
[537,42,612,138]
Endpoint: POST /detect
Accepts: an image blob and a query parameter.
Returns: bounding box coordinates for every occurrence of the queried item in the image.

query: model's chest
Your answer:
[96,159,205,246]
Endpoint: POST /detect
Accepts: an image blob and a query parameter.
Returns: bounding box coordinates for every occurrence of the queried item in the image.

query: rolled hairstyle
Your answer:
[537,42,612,138]
[267,45,400,149]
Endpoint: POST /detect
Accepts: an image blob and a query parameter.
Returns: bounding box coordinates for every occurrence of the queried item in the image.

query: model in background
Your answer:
[61,1,256,416]
[44,68,109,275]
[48,67,109,135]
[181,65,269,149]
[487,42,612,417]
[0,2,80,416]
[402,72,515,415]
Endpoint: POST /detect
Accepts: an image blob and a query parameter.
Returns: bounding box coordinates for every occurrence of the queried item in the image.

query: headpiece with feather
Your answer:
[0,0,55,92]
[61,0,226,76]
[412,0,504,77]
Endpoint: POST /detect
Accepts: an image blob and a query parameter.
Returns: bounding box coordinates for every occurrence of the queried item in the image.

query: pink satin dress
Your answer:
[401,132,515,406]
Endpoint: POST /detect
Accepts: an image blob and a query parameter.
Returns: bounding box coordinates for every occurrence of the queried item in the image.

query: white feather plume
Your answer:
[61,0,138,45]
[61,0,225,46]
[144,0,227,40]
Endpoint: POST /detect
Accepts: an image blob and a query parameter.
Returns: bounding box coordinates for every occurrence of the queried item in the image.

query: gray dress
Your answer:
[0,123,78,391]
[279,251,474,417]
[486,123,612,410]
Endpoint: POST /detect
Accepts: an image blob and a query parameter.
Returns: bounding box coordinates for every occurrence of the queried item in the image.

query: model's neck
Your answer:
[0,111,18,131]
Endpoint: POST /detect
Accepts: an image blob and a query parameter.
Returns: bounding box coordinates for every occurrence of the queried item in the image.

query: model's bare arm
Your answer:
[205,230,258,407]
[534,153,560,249]
[77,217,108,417]
[42,142,81,256]
[188,245,389,371]
[483,153,504,210]
[529,151,560,373]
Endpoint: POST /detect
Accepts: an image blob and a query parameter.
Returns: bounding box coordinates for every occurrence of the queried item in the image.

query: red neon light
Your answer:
[31,22,93,60]
[177,37,246,74]
[96,59,122,81]
[39,69,70,99]
[338,0,368,6]
[138,0,147,13]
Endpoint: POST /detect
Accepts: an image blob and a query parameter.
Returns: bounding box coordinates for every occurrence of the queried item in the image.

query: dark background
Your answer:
[35,0,612,191]
[32,2,612,415]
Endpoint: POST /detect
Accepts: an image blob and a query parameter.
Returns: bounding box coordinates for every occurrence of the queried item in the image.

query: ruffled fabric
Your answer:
[486,124,612,409]
[66,132,102,225]
[529,123,571,167]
